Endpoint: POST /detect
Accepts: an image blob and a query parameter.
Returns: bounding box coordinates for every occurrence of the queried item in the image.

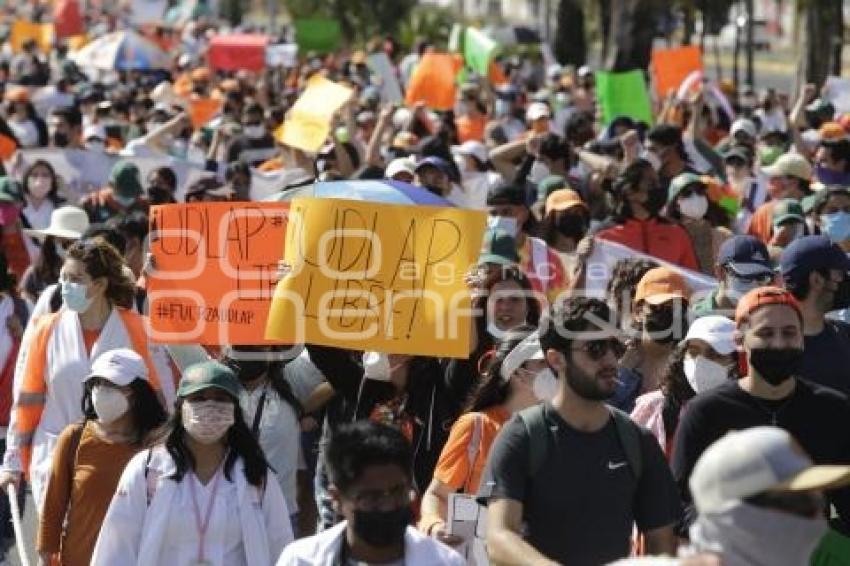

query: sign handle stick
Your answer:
[8,483,31,566]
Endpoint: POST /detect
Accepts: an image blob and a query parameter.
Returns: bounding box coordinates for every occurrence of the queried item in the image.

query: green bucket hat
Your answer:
[0,177,23,204]
[772,198,805,227]
[109,161,143,200]
[177,360,241,399]
[668,172,705,203]
[479,228,520,266]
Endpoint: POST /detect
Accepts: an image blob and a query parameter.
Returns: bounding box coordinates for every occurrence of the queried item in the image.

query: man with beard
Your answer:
[781,235,850,396]
[277,421,464,565]
[672,286,850,536]
[481,297,681,566]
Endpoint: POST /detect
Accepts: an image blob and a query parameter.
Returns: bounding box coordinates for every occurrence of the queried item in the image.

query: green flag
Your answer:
[294,19,341,53]
[464,27,497,76]
[811,529,850,566]
[595,70,653,126]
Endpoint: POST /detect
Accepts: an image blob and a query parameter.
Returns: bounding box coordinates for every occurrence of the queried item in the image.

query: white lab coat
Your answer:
[276,521,464,566]
[92,446,293,566]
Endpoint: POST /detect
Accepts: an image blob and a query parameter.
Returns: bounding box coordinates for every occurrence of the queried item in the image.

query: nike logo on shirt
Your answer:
[607,461,628,470]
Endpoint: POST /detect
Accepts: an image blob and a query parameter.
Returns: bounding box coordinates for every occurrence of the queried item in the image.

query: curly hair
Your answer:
[605,258,659,332]
[660,342,741,405]
[539,296,616,357]
[464,325,537,413]
[66,238,135,309]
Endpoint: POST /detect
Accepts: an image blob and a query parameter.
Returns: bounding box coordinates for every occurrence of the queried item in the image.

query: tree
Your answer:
[797,0,843,89]
[553,0,587,66]
[286,0,416,44]
[604,0,658,72]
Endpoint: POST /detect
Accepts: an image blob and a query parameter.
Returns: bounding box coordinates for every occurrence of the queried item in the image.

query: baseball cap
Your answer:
[86,348,149,385]
[109,161,143,199]
[537,175,568,202]
[545,189,587,215]
[456,141,488,164]
[414,156,453,177]
[718,236,773,277]
[723,145,752,164]
[0,178,23,204]
[734,286,802,325]
[526,102,551,122]
[730,118,757,140]
[681,315,736,355]
[635,267,690,305]
[487,183,526,207]
[819,121,848,143]
[83,124,106,142]
[772,198,805,227]
[500,332,545,382]
[809,185,850,214]
[780,235,850,288]
[385,157,416,180]
[479,228,519,266]
[177,360,241,399]
[762,152,813,182]
[668,173,706,203]
[690,426,850,514]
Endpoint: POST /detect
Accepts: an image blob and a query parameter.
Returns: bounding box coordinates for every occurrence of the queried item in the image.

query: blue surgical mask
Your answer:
[494,99,511,117]
[727,275,762,302]
[820,211,850,243]
[61,281,93,313]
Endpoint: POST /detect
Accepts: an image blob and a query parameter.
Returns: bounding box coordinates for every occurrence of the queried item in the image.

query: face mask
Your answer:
[362,351,391,381]
[683,355,729,394]
[28,177,51,200]
[92,385,130,424]
[643,307,681,344]
[726,274,763,302]
[244,125,266,140]
[748,347,803,386]
[645,186,668,216]
[170,139,188,159]
[51,132,69,147]
[820,211,850,243]
[494,99,511,117]
[352,505,412,547]
[147,186,172,205]
[758,145,783,166]
[532,368,559,401]
[181,400,235,444]
[56,245,67,260]
[553,92,572,111]
[61,281,93,313]
[528,160,551,186]
[557,213,586,241]
[678,194,709,220]
[114,193,136,207]
[487,215,518,237]
[85,140,105,152]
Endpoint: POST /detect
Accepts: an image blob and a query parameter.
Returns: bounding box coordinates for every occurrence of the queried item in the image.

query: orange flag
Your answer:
[405,53,461,111]
[651,46,703,98]
[189,98,222,128]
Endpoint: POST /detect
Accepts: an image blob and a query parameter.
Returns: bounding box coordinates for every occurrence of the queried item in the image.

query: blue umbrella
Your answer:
[264,179,455,207]
[71,30,171,71]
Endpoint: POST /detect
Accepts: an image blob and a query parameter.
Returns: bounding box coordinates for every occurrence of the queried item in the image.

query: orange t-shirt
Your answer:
[433,405,510,494]
[747,200,776,244]
[82,329,100,356]
[456,114,487,144]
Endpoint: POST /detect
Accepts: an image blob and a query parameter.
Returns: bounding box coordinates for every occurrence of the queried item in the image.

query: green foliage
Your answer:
[285,0,415,44]
[397,5,459,50]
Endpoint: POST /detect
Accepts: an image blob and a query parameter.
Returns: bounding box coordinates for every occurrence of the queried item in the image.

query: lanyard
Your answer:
[188,466,223,564]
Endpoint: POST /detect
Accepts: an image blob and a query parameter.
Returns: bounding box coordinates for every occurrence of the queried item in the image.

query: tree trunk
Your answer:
[799,0,843,89]
[554,0,587,66]
[605,0,657,72]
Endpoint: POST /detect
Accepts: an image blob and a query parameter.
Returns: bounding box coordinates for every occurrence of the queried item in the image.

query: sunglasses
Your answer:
[746,491,824,519]
[570,337,625,361]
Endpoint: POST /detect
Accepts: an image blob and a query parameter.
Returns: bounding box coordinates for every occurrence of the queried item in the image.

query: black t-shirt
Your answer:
[672,379,850,532]
[226,134,277,166]
[479,404,681,566]
[801,321,850,396]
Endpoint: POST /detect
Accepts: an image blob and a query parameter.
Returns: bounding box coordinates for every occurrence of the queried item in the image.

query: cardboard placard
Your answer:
[651,46,703,97]
[405,53,461,111]
[147,203,289,345]
[595,70,653,126]
[279,76,352,153]
[265,198,487,357]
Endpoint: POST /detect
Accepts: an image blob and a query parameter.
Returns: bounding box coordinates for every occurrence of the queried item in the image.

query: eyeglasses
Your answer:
[570,338,625,361]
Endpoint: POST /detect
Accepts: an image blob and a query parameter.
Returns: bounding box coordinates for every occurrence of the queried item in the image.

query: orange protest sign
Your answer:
[189,98,222,128]
[147,203,289,345]
[10,21,54,53]
[0,135,17,161]
[651,46,703,97]
[405,53,461,111]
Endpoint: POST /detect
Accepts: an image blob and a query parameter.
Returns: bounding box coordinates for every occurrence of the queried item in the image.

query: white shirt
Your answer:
[240,383,300,513]
[9,119,38,148]
[162,470,246,566]
[21,199,54,262]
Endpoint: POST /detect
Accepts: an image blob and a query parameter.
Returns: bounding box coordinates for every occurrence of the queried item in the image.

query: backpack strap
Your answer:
[608,406,643,481]
[143,448,159,506]
[462,413,484,493]
[517,404,552,478]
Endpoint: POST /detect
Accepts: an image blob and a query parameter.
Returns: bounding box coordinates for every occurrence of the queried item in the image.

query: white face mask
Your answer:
[181,400,234,444]
[678,194,709,220]
[85,140,105,152]
[487,215,518,237]
[683,354,730,394]
[244,125,266,140]
[532,368,559,401]
[92,385,130,424]
[528,160,551,186]
[28,176,51,200]
[363,351,391,382]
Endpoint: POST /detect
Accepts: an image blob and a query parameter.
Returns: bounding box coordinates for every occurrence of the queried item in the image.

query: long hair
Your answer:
[660,342,741,405]
[80,378,167,446]
[22,160,63,206]
[465,325,536,413]
[159,396,270,487]
[473,267,542,333]
[66,238,135,308]
[666,196,731,229]
[33,235,63,284]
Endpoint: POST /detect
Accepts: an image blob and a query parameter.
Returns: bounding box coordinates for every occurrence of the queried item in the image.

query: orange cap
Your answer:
[635,267,690,305]
[734,286,802,326]
[545,189,587,215]
[191,67,211,82]
[5,87,29,104]
[819,121,847,142]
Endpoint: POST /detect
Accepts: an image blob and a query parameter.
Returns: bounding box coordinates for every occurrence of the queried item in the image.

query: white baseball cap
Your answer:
[385,157,416,180]
[526,102,551,122]
[83,123,106,142]
[681,315,736,355]
[500,332,545,382]
[86,348,149,386]
[455,140,488,164]
[23,206,89,240]
[690,426,850,514]
[730,118,758,140]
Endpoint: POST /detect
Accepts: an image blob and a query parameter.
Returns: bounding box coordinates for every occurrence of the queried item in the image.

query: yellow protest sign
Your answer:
[265,198,487,357]
[278,76,352,152]
[10,21,54,53]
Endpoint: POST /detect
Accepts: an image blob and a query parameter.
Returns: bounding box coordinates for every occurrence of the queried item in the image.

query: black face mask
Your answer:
[51,132,69,147]
[645,187,667,216]
[147,186,173,205]
[643,306,683,344]
[235,360,269,383]
[557,213,586,242]
[831,277,850,310]
[352,506,412,547]
[749,348,803,386]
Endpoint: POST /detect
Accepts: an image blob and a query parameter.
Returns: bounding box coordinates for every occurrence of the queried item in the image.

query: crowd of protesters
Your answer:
[0,3,844,566]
